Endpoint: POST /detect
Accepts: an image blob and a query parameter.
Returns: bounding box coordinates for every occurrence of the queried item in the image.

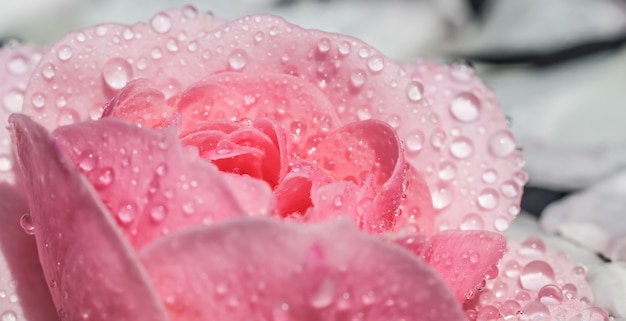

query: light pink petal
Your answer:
[466,238,607,320]
[307,120,410,233]
[0,44,45,185]
[9,114,168,321]
[52,118,276,249]
[0,185,59,321]
[22,7,225,130]
[421,230,506,303]
[139,217,464,321]
[102,78,173,128]
[403,61,526,233]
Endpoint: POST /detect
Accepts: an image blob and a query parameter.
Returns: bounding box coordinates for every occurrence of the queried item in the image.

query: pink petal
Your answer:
[403,61,526,233]
[9,114,168,321]
[0,185,59,321]
[52,117,276,249]
[102,79,172,128]
[421,230,506,303]
[0,44,45,185]
[274,160,334,216]
[139,217,464,321]
[467,238,607,320]
[22,7,225,130]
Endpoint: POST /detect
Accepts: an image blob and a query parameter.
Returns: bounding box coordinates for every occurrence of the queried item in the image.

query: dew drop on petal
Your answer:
[562,283,577,299]
[3,89,24,113]
[477,305,500,320]
[430,129,446,149]
[349,69,367,88]
[317,38,331,53]
[450,137,473,159]
[432,184,453,210]
[228,49,248,71]
[367,55,384,72]
[31,93,46,109]
[57,46,73,61]
[405,81,424,102]
[405,130,424,154]
[437,161,457,181]
[519,260,555,291]
[117,201,138,225]
[450,92,481,123]
[102,58,133,90]
[488,130,516,158]
[477,188,499,210]
[481,169,497,184]
[523,301,550,320]
[150,13,172,34]
[538,284,563,305]
[338,41,351,55]
[95,167,115,189]
[460,213,484,230]
[500,180,520,198]
[1,311,17,321]
[78,150,97,172]
[500,300,521,316]
[0,154,12,172]
[309,278,335,309]
[20,213,35,235]
[57,109,79,126]
[41,63,56,80]
[149,204,168,223]
[216,140,234,155]
[519,237,546,257]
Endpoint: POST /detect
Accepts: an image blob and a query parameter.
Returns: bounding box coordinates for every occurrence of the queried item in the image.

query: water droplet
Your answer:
[183,5,198,18]
[481,169,497,184]
[150,13,172,33]
[494,217,509,231]
[500,180,519,198]
[41,63,56,80]
[476,305,500,320]
[57,109,79,126]
[151,47,163,60]
[117,201,138,225]
[572,264,587,277]
[228,49,248,71]
[500,300,521,316]
[366,55,384,72]
[519,260,555,290]
[361,291,376,305]
[522,301,550,320]
[95,167,115,188]
[317,38,331,53]
[55,95,67,108]
[469,251,480,264]
[438,161,457,181]
[562,283,577,299]
[156,163,168,176]
[254,31,264,43]
[538,284,563,305]
[78,150,97,172]
[430,129,446,149]
[488,130,516,157]
[450,92,481,123]
[405,81,424,102]
[519,237,546,257]
[581,307,609,321]
[272,303,290,321]
[460,213,484,230]
[102,58,133,90]
[57,46,73,61]
[0,154,12,172]
[32,93,46,109]
[450,137,473,159]
[149,204,168,223]
[432,184,453,210]
[449,62,475,82]
[216,140,234,155]
[338,41,351,55]
[8,55,27,75]
[1,311,17,321]
[477,188,499,210]
[310,278,335,308]
[3,89,24,113]
[182,201,196,215]
[20,213,35,235]
[349,69,367,88]
[405,130,424,154]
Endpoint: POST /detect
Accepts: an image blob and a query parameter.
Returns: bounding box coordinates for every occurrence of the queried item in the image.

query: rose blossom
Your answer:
[0,6,610,321]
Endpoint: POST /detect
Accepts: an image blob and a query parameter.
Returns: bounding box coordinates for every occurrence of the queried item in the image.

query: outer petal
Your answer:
[9,114,168,321]
[0,44,45,184]
[139,217,464,321]
[404,60,526,233]
[52,118,276,249]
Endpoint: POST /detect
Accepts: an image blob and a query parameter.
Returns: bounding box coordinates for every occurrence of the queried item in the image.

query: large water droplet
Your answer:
[20,213,35,235]
[117,201,138,225]
[477,188,499,210]
[1,311,17,321]
[102,58,133,90]
[450,137,473,159]
[519,260,555,290]
[488,130,516,158]
[3,89,24,113]
[538,284,563,305]
[405,81,424,102]
[432,184,453,210]
[500,300,521,316]
[500,180,520,198]
[450,92,481,123]
[57,46,73,61]
[78,150,97,172]
[228,49,248,71]
[310,278,335,308]
[216,140,234,155]
[150,13,172,34]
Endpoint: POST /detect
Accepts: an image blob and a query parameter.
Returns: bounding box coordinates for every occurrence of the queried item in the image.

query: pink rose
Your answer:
[2,6,607,321]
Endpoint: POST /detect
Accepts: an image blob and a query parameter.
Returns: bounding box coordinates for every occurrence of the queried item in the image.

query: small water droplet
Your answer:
[20,213,35,235]
[538,284,563,305]
[519,237,546,257]
[272,303,290,321]
[182,201,196,215]
[57,109,79,126]
[450,137,473,159]
[149,204,168,223]
[317,38,331,53]
[366,55,384,72]
[349,69,367,88]
[1,311,17,321]
[405,130,424,154]
[117,201,138,225]
[216,140,234,155]
[102,58,133,90]
[8,55,28,75]
[562,283,577,299]
[361,291,376,306]
[519,260,555,290]
[522,301,550,320]
[477,305,500,320]
[405,81,424,102]
[57,46,73,61]
[310,278,335,308]
[437,161,457,181]
[477,188,499,210]
[332,196,343,208]
[488,130,516,158]
[0,154,12,172]
[151,47,163,60]
[150,13,172,34]
[41,63,56,80]
[155,163,168,176]
[228,49,248,71]
[430,129,446,149]
[338,41,351,55]
[31,93,46,109]
[95,167,115,188]
[481,169,497,184]
[450,92,481,123]
[78,150,97,172]
[500,300,521,316]
[432,184,453,210]
[3,89,24,113]
[572,264,587,277]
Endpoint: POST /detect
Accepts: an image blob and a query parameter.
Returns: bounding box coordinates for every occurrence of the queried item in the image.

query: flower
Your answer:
[0,5,610,321]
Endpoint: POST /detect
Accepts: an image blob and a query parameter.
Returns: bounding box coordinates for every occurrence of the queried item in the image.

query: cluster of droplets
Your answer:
[467,237,609,321]
[0,279,20,321]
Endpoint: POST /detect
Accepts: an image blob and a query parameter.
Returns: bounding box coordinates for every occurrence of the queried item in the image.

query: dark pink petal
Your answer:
[404,61,526,233]
[52,118,276,249]
[0,44,45,184]
[9,114,168,321]
[0,185,59,321]
[421,230,506,303]
[139,217,465,321]
[307,120,410,233]
[102,79,173,128]
[22,7,225,130]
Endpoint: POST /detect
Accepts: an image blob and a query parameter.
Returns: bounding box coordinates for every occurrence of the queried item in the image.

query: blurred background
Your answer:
[2,0,626,314]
